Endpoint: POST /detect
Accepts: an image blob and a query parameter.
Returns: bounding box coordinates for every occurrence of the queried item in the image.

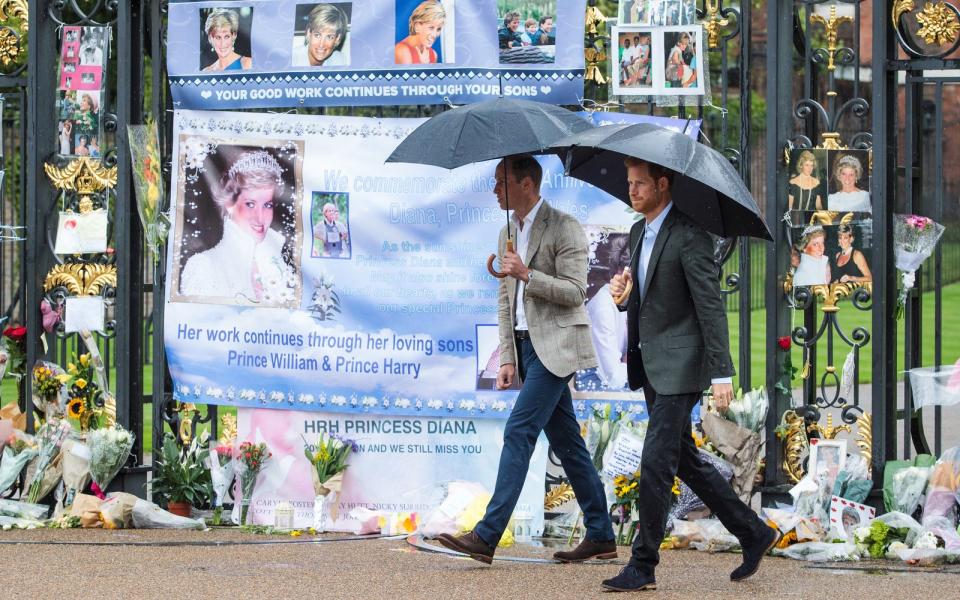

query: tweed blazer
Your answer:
[497,200,598,378]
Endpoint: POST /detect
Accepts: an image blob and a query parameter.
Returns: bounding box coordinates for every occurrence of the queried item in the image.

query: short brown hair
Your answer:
[503,154,543,188]
[624,157,675,188]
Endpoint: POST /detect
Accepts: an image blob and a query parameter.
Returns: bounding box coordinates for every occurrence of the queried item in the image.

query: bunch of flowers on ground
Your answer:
[87,425,135,498]
[0,434,38,494]
[304,432,356,530]
[26,419,71,503]
[236,441,271,525]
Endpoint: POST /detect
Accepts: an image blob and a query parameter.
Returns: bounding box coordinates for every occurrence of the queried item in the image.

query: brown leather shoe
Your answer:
[436,531,495,564]
[553,538,618,563]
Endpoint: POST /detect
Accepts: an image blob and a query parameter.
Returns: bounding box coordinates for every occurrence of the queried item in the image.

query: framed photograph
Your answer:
[309,191,351,259]
[395,0,456,65]
[612,27,655,95]
[828,495,875,541]
[612,25,704,97]
[826,149,871,214]
[618,0,651,25]
[199,6,254,72]
[661,26,704,95]
[496,0,554,64]
[808,438,846,482]
[787,148,828,212]
[291,3,352,67]
[790,219,873,287]
[171,137,304,308]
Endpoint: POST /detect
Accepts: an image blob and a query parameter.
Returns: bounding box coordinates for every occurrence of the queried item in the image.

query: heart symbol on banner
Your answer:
[64,219,77,230]
[200,90,213,100]
[540,85,552,95]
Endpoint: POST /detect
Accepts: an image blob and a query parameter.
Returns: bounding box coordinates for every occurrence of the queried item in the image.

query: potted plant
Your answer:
[149,433,212,517]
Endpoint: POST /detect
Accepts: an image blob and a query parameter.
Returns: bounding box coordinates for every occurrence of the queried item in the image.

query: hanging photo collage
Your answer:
[611,22,704,98]
[786,148,874,288]
[56,26,110,157]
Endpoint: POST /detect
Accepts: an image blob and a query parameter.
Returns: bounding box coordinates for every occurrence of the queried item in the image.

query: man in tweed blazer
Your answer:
[438,154,616,564]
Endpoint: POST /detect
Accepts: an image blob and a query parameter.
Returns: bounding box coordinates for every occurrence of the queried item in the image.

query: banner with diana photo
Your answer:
[166,0,586,109]
[164,110,699,420]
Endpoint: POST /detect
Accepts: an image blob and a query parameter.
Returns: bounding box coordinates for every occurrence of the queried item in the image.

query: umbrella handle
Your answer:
[486,240,514,279]
[612,267,633,305]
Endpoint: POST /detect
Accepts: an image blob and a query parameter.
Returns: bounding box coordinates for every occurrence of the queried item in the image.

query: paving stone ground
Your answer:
[0,528,957,599]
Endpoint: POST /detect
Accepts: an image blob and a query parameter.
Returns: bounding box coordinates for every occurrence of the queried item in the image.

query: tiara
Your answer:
[801,224,824,239]
[228,151,283,180]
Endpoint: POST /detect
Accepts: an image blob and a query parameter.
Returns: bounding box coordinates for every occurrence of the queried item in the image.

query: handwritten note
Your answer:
[602,429,645,477]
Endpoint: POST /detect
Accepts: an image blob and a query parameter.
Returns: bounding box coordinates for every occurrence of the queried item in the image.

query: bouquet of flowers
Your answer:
[235,441,270,525]
[611,472,642,545]
[0,433,38,494]
[26,419,71,503]
[0,323,26,380]
[87,425,134,499]
[304,432,355,531]
[61,352,107,431]
[127,119,170,265]
[209,444,236,508]
[32,361,65,417]
[894,214,945,319]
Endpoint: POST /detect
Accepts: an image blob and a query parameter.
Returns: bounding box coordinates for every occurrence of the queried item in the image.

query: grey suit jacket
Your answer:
[623,209,734,394]
[497,201,598,378]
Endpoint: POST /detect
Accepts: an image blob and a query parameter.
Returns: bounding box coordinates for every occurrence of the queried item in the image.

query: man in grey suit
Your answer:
[437,154,616,564]
[601,157,778,592]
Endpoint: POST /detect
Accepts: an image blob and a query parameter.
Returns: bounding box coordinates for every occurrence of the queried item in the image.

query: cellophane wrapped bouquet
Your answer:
[26,419,71,503]
[235,441,270,525]
[209,444,236,510]
[87,425,134,498]
[894,214,945,319]
[0,432,38,494]
[305,432,355,531]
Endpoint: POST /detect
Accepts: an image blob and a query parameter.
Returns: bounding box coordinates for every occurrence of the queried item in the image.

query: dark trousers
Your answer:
[629,381,766,574]
[474,338,614,546]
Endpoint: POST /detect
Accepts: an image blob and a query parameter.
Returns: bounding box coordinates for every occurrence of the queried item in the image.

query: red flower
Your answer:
[245,452,251,458]
[3,326,26,341]
[777,336,791,351]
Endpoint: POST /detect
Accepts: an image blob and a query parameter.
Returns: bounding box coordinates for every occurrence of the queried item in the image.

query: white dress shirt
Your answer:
[637,202,730,385]
[513,197,544,331]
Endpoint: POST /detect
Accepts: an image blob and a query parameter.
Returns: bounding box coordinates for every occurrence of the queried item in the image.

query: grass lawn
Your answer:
[2,285,957,455]
[727,283,960,391]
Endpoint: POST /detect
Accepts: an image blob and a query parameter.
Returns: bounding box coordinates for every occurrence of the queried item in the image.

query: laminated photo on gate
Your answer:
[57,25,108,157]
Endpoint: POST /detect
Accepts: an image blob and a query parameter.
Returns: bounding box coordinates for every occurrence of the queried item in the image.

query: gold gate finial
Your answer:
[810,5,854,71]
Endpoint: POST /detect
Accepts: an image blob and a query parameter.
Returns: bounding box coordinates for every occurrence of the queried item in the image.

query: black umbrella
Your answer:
[386,97,594,276]
[385,97,593,169]
[547,122,773,241]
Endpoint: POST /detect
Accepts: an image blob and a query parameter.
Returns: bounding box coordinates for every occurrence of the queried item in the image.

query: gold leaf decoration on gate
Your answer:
[855,411,873,465]
[43,262,117,296]
[44,157,118,214]
[544,483,575,510]
[916,1,960,46]
[703,0,731,50]
[810,5,853,71]
[780,410,808,483]
[0,0,27,25]
[807,413,850,440]
[219,413,238,445]
[893,0,917,28]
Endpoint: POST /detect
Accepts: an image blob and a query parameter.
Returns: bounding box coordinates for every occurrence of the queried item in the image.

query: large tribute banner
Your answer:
[166,0,587,108]
[164,110,699,419]
[235,408,548,529]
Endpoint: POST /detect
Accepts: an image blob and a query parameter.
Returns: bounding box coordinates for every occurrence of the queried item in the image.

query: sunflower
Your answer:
[67,397,85,418]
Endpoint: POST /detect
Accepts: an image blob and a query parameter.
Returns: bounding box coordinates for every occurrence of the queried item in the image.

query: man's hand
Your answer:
[497,364,516,390]
[711,382,734,412]
[609,268,632,302]
[500,250,530,281]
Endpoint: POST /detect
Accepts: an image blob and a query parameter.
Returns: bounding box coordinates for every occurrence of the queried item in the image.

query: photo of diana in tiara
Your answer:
[175,142,303,307]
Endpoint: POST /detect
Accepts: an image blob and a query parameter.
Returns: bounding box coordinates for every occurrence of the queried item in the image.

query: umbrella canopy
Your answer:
[385,97,593,169]
[548,123,773,240]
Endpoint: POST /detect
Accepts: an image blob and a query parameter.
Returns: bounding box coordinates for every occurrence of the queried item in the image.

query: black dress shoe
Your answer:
[730,524,780,581]
[436,531,495,564]
[554,538,618,563]
[601,564,657,592]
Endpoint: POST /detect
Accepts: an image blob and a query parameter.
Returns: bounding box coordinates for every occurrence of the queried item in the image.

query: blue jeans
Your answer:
[474,338,614,546]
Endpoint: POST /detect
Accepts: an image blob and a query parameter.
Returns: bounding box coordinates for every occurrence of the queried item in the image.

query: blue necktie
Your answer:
[635,226,652,300]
